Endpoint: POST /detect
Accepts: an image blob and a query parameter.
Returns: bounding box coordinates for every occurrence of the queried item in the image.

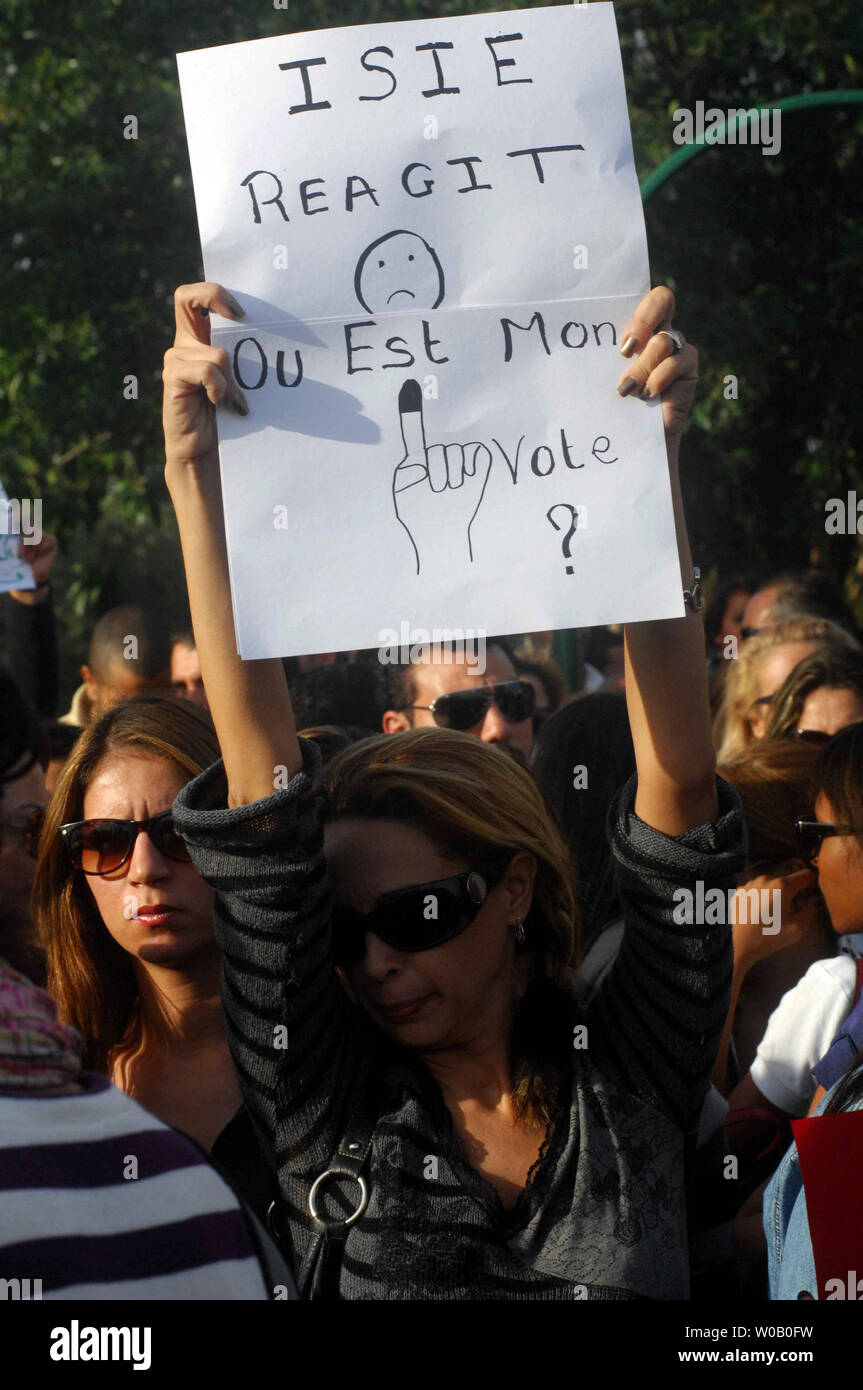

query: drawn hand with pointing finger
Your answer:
[393,379,493,575]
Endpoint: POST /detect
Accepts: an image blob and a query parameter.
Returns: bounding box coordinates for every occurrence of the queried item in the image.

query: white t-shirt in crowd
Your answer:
[750,933,863,1116]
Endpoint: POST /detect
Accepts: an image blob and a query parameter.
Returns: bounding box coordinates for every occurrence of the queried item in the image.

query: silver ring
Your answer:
[656,328,684,355]
[308,1168,369,1226]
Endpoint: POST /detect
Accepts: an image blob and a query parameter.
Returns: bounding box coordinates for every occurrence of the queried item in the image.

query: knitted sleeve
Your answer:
[173,738,379,1184]
[586,774,746,1130]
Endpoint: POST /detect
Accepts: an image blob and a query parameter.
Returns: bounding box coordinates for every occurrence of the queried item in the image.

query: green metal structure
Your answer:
[640,90,863,201]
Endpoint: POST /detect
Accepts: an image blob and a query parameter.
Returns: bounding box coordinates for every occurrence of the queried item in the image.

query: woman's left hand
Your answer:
[732,864,820,969]
[617,286,699,449]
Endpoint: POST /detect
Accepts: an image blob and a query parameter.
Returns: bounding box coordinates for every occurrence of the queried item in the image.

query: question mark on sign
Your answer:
[546,503,580,575]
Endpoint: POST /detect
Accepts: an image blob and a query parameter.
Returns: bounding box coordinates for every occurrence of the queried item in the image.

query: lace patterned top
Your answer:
[174,739,745,1300]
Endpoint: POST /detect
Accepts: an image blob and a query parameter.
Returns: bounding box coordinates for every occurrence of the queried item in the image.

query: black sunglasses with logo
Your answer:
[332,870,491,967]
[59,811,191,876]
[407,679,536,732]
[795,817,859,862]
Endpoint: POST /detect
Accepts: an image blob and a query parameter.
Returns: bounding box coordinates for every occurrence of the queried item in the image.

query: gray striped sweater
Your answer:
[174,738,745,1299]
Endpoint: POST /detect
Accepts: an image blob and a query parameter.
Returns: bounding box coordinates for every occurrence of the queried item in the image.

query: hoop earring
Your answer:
[513,918,526,945]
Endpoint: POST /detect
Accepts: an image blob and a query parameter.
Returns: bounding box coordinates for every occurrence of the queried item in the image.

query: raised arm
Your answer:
[162,283,301,805]
[617,286,716,836]
[163,285,378,1219]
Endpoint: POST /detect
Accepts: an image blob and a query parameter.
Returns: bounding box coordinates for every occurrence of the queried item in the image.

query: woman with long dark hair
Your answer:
[34,696,278,1220]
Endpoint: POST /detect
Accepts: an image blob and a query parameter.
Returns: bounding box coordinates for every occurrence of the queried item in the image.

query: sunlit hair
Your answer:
[316,727,579,1129]
[719,738,820,862]
[718,738,832,940]
[765,648,863,742]
[33,697,219,1073]
[713,618,859,762]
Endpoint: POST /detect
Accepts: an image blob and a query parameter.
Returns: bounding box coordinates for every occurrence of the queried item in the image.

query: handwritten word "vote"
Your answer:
[277,32,537,113]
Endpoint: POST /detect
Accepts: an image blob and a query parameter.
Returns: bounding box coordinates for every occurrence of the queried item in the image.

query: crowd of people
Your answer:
[2,280,862,1302]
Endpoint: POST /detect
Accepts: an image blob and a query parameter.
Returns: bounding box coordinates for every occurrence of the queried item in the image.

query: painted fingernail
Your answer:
[620,335,639,357]
[640,385,653,400]
[617,376,640,397]
[232,390,249,416]
[223,293,245,319]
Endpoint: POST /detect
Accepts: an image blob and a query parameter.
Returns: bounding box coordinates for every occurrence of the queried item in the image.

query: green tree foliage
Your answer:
[0,0,861,697]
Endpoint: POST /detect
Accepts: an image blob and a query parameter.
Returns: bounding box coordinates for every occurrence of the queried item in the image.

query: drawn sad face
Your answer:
[354,231,445,314]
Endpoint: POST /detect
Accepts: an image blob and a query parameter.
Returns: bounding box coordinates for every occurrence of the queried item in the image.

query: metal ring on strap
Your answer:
[308,1168,369,1226]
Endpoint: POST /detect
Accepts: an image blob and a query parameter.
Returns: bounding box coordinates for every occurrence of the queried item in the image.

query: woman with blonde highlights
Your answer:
[764,647,863,745]
[34,696,278,1217]
[318,727,579,1129]
[163,281,746,1300]
[713,618,859,762]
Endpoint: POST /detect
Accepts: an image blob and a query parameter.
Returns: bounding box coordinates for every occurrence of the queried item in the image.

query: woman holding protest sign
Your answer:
[161,280,745,1299]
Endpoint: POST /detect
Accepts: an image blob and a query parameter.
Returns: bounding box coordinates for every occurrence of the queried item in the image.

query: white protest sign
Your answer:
[177,3,684,658]
[0,483,36,595]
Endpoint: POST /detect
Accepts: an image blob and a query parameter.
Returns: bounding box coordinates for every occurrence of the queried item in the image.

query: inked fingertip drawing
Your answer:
[355,230,445,313]
[393,377,492,575]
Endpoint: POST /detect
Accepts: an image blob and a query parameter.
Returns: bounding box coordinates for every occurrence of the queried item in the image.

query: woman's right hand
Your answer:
[161,282,301,802]
[162,283,249,471]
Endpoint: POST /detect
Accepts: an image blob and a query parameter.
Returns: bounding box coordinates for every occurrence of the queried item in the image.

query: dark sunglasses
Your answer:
[795,817,859,862]
[741,626,767,641]
[332,870,489,967]
[0,804,45,860]
[407,680,536,732]
[794,729,834,746]
[59,811,191,876]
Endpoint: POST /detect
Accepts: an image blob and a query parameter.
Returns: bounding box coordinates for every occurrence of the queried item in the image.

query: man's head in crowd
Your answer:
[704,574,757,651]
[379,638,536,759]
[170,628,208,710]
[0,669,46,981]
[287,662,381,735]
[81,607,173,721]
[741,568,858,641]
